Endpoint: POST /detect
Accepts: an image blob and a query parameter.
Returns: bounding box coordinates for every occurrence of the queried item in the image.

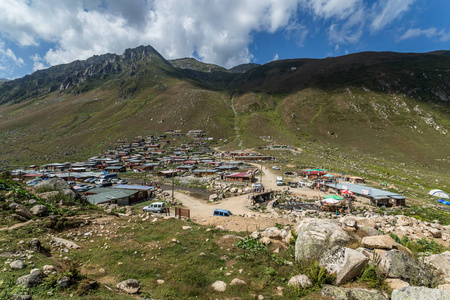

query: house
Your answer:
[138,163,160,172]
[157,169,180,178]
[188,130,204,137]
[234,155,271,161]
[193,169,218,177]
[324,182,406,207]
[86,188,140,206]
[104,166,126,173]
[226,171,254,183]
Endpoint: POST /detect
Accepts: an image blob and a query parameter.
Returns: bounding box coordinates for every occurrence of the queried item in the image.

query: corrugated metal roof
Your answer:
[87,189,138,205]
[325,182,406,199]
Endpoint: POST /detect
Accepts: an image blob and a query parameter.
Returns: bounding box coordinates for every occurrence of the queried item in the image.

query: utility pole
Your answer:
[171,160,175,204]
[260,161,263,185]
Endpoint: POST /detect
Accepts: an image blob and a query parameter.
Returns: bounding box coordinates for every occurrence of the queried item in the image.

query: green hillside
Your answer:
[0,47,449,185]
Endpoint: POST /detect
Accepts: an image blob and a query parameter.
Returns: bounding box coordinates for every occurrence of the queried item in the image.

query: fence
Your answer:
[175,207,190,219]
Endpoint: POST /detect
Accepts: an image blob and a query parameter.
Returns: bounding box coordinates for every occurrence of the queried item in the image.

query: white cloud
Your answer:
[399,27,450,42]
[370,0,414,32]
[31,54,48,72]
[0,40,24,77]
[272,53,279,61]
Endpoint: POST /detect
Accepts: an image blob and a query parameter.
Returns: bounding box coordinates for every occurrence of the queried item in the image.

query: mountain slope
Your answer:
[0,47,449,175]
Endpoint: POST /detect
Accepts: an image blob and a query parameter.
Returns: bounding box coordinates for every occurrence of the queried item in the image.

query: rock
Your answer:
[28,199,37,205]
[16,273,42,288]
[182,226,192,230]
[230,278,246,286]
[362,235,398,250]
[424,252,450,283]
[259,237,271,245]
[61,188,77,199]
[43,265,56,274]
[57,276,71,288]
[391,286,450,300]
[30,205,47,216]
[295,218,351,262]
[10,259,26,269]
[11,214,27,222]
[30,268,42,276]
[362,235,412,256]
[288,274,312,287]
[356,247,375,261]
[261,227,282,239]
[10,295,32,300]
[250,231,260,239]
[211,280,226,292]
[321,284,388,300]
[116,279,141,294]
[376,250,434,285]
[429,228,442,238]
[209,194,218,201]
[29,238,41,252]
[156,279,164,284]
[438,284,450,290]
[385,278,410,290]
[15,204,33,219]
[51,236,81,249]
[35,178,71,190]
[319,246,368,285]
[215,225,225,231]
[397,216,410,227]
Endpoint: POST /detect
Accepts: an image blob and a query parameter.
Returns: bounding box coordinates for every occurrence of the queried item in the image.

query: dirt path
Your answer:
[0,219,39,231]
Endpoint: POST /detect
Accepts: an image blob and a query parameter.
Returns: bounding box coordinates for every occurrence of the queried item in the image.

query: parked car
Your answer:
[272,166,280,170]
[26,179,42,186]
[143,202,167,213]
[284,171,295,176]
[67,181,76,186]
[111,178,119,184]
[213,209,232,217]
[117,180,128,184]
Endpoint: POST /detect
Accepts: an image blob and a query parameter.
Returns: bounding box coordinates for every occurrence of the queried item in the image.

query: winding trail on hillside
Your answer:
[230,95,243,149]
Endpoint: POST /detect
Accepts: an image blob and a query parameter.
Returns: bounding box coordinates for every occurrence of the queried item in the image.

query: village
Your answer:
[10,128,409,221]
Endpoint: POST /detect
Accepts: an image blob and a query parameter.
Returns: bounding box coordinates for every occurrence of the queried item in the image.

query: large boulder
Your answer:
[116,279,141,294]
[321,285,388,300]
[30,205,47,216]
[392,286,450,300]
[362,235,412,256]
[319,246,368,285]
[35,178,71,190]
[15,205,33,219]
[424,251,450,284]
[376,250,434,285]
[16,273,42,288]
[261,227,282,239]
[295,218,351,262]
[211,280,227,292]
[10,259,26,269]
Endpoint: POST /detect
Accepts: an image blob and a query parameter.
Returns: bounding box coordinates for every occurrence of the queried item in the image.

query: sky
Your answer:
[0,0,449,79]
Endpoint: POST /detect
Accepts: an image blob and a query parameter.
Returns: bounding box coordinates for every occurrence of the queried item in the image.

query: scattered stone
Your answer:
[215,225,225,231]
[57,276,71,288]
[30,268,42,276]
[397,216,410,227]
[29,238,41,252]
[288,274,312,287]
[429,228,442,238]
[211,280,227,292]
[230,278,246,286]
[319,246,368,285]
[385,278,410,290]
[116,279,141,294]
[10,295,32,300]
[438,284,450,290]
[259,237,271,245]
[10,259,26,269]
[250,231,260,239]
[321,284,388,300]
[391,286,450,300]
[156,279,164,284]
[51,236,81,249]
[16,273,42,288]
[30,205,47,216]
[182,226,192,230]
[261,227,281,239]
[362,235,398,250]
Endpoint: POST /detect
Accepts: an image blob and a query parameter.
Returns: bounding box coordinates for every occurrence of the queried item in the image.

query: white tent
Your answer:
[429,189,449,199]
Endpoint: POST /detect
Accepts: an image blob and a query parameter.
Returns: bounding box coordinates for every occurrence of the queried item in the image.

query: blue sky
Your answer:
[0,0,449,79]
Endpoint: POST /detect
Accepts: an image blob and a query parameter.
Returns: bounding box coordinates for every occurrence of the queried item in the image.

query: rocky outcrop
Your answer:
[424,251,450,284]
[30,205,47,216]
[15,205,33,219]
[295,219,351,262]
[51,236,81,249]
[321,285,388,300]
[319,246,368,285]
[391,286,450,300]
[376,250,434,285]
